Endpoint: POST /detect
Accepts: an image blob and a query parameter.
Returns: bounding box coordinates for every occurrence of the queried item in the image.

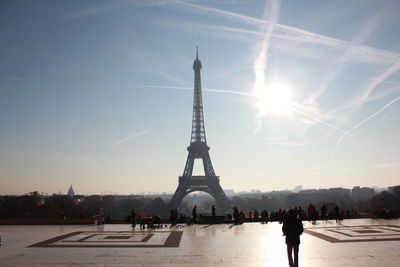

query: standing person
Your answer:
[131,209,136,228]
[333,205,340,223]
[98,208,105,225]
[169,209,175,226]
[320,204,327,221]
[261,210,269,223]
[254,210,259,222]
[192,206,197,224]
[211,205,216,217]
[233,207,240,224]
[282,209,304,267]
[139,209,147,229]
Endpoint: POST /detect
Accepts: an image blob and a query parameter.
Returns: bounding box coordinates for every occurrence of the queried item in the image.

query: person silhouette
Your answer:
[320,204,327,221]
[233,207,240,224]
[131,209,136,228]
[333,205,340,223]
[192,206,197,224]
[282,208,304,267]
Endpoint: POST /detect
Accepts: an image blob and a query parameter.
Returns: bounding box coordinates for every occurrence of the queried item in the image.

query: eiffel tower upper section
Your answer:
[181,47,216,178]
[190,46,207,144]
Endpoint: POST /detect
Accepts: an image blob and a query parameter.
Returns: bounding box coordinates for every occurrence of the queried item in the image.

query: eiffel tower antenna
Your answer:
[169,48,231,212]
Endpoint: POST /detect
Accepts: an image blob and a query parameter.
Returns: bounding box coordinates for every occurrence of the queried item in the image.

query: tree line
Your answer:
[0,189,399,220]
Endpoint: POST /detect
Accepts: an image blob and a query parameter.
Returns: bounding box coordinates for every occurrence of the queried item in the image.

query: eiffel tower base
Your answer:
[169,176,231,213]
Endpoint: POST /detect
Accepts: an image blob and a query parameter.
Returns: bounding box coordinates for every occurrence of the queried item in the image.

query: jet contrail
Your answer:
[289,105,351,136]
[140,85,251,96]
[108,129,150,149]
[334,95,400,151]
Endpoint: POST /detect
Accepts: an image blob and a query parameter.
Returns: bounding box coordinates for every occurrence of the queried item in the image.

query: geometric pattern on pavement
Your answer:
[28,231,183,248]
[305,224,400,243]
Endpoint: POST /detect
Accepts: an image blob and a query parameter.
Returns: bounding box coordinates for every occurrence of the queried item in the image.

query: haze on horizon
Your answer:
[1,0,400,195]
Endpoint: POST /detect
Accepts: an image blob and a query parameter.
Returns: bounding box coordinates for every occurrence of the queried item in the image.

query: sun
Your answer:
[256,81,293,116]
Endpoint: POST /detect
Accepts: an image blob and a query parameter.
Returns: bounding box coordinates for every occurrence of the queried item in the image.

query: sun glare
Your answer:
[256,81,293,116]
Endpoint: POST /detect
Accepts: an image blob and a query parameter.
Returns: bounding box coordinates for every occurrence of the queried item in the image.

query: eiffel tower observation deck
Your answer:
[169,48,231,212]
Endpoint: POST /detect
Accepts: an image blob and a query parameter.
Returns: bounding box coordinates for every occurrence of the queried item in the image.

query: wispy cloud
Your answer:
[252,0,282,131]
[108,129,150,149]
[163,1,400,63]
[64,0,400,67]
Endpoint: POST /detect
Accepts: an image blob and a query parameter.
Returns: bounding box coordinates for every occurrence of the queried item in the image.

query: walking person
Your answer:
[282,208,304,267]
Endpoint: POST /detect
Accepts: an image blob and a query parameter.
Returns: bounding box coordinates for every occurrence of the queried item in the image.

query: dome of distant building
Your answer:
[68,185,75,198]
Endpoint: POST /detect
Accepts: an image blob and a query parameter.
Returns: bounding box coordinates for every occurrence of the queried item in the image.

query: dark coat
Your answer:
[282,215,304,245]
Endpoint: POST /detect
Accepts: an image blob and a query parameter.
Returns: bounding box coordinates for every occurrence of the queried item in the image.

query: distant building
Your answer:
[299,189,318,194]
[351,186,375,201]
[67,185,75,198]
[327,187,351,196]
[250,189,261,194]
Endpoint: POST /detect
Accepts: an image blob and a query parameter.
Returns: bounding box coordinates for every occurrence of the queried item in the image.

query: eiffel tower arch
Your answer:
[169,48,231,212]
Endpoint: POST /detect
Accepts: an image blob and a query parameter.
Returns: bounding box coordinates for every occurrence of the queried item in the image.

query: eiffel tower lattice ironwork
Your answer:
[169,48,231,212]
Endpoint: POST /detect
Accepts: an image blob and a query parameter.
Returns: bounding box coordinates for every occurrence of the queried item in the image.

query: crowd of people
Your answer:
[97,202,354,227]
[231,204,353,225]
[126,209,162,229]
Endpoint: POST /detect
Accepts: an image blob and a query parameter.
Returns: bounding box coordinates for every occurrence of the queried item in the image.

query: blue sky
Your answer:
[1,0,400,195]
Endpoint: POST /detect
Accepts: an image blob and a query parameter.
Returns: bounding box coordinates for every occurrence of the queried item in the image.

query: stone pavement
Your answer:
[0,219,399,266]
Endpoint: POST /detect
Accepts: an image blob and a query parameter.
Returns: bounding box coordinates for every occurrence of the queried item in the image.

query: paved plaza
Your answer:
[1,219,399,266]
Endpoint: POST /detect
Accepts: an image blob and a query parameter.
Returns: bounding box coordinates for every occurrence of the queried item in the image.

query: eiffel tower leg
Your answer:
[183,153,194,177]
[202,152,216,177]
[169,183,189,210]
[209,183,231,212]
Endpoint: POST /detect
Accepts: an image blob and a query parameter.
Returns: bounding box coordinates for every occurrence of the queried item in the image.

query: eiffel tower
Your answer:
[169,48,231,212]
